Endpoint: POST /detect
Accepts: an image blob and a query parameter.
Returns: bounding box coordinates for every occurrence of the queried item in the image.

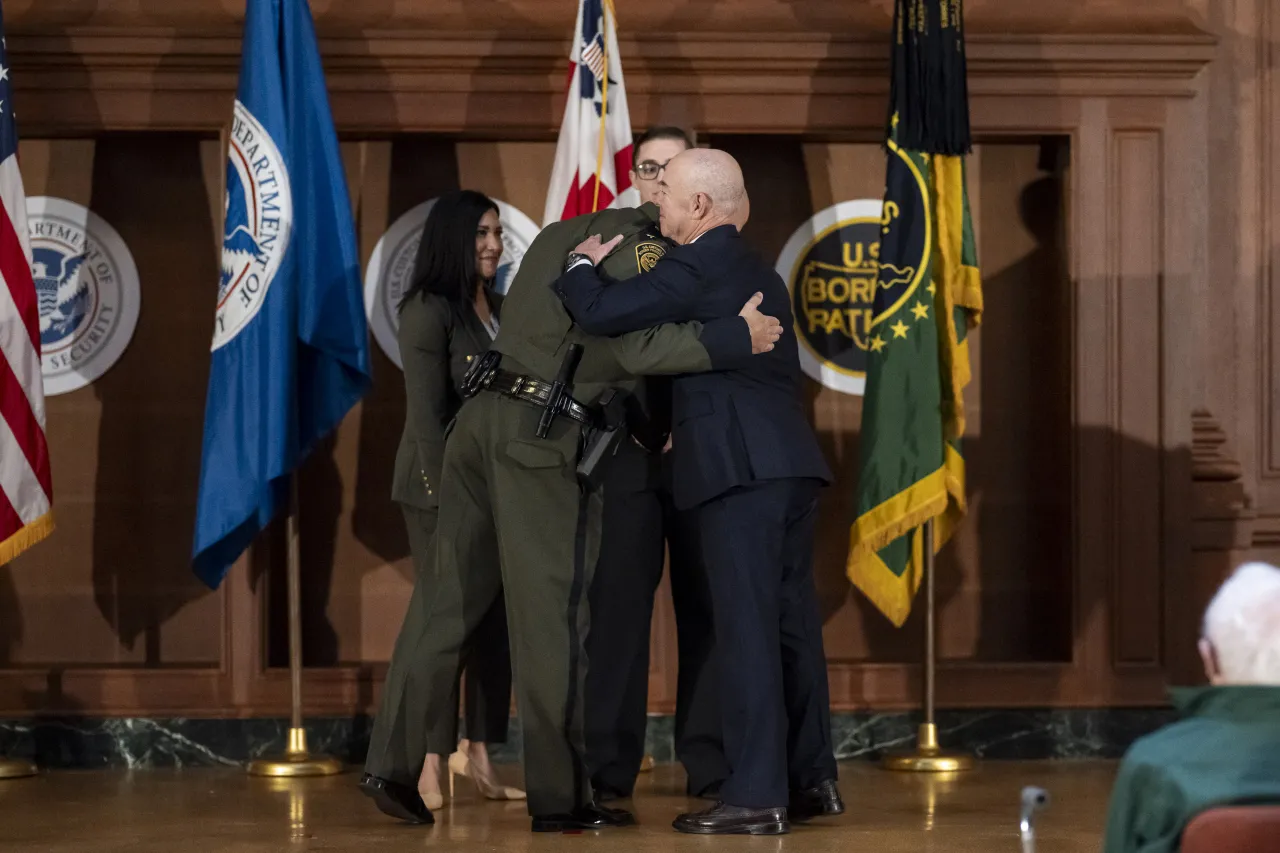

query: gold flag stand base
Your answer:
[881,724,974,773]
[0,758,38,779]
[245,481,342,779]
[246,727,343,778]
[879,521,977,775]
[638,755,655,773]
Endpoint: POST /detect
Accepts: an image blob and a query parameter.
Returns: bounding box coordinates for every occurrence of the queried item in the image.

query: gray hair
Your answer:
[1203,562,1280,684]
[680,149,746,218]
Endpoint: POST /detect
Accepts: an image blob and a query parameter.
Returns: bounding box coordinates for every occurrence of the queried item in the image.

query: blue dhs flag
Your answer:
[193,0,371,588]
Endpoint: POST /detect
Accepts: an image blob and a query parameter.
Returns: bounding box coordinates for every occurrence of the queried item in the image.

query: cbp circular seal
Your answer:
[363,199,539,370]
[27,196,141,397]
[214,100,293,352]
[776,199,887,396]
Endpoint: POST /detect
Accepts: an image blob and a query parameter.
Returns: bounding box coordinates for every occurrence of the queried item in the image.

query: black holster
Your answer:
[576,389,630,491]
[460,350,501,399]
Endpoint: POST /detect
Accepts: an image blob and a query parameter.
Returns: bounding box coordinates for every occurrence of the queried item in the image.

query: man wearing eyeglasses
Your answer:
[584,126,730,804]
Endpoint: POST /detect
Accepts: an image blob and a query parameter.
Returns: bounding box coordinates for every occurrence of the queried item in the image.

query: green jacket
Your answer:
[1103,686,1280,853]
[491,203,752,401]
[392,288,503,510]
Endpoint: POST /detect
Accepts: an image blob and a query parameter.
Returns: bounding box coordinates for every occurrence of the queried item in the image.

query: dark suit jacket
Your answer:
[555,224,832,510]
[391,288,502,511]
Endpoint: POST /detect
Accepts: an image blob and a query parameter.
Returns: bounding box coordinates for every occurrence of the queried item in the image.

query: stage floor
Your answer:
[1,761,1115,852]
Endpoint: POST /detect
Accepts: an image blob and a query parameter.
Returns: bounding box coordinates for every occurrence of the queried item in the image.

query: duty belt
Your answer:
[483,369,596,427]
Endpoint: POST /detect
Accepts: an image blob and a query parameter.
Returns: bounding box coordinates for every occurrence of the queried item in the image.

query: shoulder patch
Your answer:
[636,241,667,273]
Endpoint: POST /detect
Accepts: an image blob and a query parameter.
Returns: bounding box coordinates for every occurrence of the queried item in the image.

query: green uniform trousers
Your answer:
[363,504,511,785]
[431,390,603,815]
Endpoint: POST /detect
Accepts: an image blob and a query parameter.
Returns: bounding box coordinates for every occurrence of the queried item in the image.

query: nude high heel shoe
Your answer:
[417,755,445,811]
[447,750,527,801]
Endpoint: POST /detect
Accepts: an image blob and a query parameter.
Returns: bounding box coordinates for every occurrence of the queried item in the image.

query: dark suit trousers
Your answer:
[696,478,837,808]
[364,504,511,785]
[585,441,728,796]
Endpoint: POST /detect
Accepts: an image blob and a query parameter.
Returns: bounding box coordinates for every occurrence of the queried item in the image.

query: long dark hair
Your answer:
[398,189,499,311]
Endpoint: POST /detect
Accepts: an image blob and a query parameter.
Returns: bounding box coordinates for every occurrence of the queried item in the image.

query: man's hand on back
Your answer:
[740,292,782,354]
[572,234,624,265]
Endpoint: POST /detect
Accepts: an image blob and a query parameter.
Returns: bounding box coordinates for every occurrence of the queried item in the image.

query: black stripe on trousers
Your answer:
[563,484,591,808]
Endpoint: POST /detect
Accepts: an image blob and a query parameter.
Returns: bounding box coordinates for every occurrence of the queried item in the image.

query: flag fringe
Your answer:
[931,153,982,441]
[847,446,966,627]
[0,510,55,565]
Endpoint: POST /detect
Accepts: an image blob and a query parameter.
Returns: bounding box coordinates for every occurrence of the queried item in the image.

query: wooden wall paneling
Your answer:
[4,24,1214,136]
[345,140,416,668]
[1196,0,1261,511]
[1110,127,1165,668]
[455,142,556,223]
[964,141,1074,664]
[1161,59,1211,686]
[0,135,242,716]
[0,0,1204,35]
[1264,0,1280,504]
[1072,98,1116,705]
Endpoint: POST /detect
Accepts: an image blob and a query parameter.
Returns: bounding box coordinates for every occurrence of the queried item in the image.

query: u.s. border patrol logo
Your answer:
[214,100,293,351]
[776,197,922,396]
[363,198,539,370]
[27,196,140,396]
[636,241,665,273]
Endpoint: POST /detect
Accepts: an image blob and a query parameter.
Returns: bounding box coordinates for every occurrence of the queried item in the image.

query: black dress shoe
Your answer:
[790,779,845,821]
[673,801,789,835]
[531,804,637,832]
[358,773,434,824]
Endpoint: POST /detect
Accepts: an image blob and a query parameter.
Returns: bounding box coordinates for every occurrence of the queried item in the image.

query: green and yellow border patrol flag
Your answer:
[847,0,983,627]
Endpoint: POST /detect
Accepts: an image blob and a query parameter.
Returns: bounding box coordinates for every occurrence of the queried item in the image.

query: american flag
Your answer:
[0,22,54,564]
[580,33,605,80]
[542,0,634,225]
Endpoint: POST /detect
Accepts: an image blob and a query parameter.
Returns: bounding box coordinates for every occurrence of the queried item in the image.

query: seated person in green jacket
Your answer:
[1103,561,1280,853]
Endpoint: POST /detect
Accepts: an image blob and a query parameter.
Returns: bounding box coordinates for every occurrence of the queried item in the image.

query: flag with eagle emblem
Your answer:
[192,0,371,588]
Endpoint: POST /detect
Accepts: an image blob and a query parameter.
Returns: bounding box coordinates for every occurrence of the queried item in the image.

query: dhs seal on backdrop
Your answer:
[363,199,540,370]
[27,197,141,396]
[776,199,893,396]
[215,99,293,351]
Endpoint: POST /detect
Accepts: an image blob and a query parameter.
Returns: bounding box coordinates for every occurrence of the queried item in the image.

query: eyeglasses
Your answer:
[634,159,673,180]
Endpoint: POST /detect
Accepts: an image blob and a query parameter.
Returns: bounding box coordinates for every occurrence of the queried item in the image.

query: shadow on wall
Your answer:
[86,134,220,662]
[350,137,463,571]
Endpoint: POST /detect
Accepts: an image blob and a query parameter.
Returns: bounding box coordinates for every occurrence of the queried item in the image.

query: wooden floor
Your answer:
[1,761,1115,852]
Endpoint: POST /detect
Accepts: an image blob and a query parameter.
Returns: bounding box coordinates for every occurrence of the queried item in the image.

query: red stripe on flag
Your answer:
[577,182,615,217]
[559,176,617,221]
[0,346,53,501]
[613,145,634,195]
[0,478,25,546]
[559,175,582,221]
[0,202,39,351]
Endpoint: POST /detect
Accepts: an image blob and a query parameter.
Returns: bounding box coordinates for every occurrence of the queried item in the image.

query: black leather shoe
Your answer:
[673,801,789,835]
[531,804,637,832]
[358,773,434,824]
[790,779,845,821]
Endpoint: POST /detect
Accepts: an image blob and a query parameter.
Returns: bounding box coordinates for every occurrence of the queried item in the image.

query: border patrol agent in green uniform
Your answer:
[410,203,770,832]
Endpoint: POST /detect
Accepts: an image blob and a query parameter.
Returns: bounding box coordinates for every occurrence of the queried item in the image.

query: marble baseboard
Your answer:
[0,709,1176,770]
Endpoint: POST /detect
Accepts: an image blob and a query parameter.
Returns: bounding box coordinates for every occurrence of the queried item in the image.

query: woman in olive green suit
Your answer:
[364,190,524,814]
